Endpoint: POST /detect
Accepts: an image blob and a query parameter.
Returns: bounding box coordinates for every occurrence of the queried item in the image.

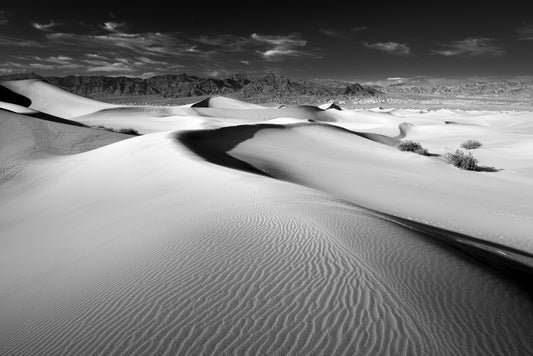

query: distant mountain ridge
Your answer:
[0,73,382,103]
[375,79,533,98]
[3,73,532,105]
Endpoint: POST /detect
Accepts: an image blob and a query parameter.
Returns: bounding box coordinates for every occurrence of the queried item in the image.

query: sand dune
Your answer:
[1,80,533,355]
[220,124,533,252]
[1,79,116,119]
[2,128,533,355]
[0,101,37,114]
[190,96,266,109]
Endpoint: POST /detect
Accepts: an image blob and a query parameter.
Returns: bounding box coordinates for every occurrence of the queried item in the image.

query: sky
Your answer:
[1,1,533,82]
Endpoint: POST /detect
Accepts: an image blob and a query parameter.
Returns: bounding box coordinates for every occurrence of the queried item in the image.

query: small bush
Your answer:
[414,147,430,156]
[460,139,482,150]
[117,128,140,135]
[444,149,478,170]
[92,125,140,136]
[397,140,429,156]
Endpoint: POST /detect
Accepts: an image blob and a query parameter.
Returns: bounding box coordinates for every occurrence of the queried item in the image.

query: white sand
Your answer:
[1,80,533,355]
[1,79,117,118]
[0,101,38,114]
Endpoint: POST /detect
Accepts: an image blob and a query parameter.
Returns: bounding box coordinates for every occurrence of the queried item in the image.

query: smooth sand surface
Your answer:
[1,80,533,355]
[1,79,117,119]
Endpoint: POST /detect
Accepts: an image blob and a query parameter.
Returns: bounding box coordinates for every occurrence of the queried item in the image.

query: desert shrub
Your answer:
[444,149,478,170]
[117,128,140,135]
[414,147,430,156]
[92,125,140,136]
[397,140,423,152]
[460,139,482,150]
[397,140,429,156]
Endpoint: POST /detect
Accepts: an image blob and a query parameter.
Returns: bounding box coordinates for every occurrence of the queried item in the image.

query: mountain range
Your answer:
[2,73,532,105]
[0,73,381,103]
[373,78,533,99]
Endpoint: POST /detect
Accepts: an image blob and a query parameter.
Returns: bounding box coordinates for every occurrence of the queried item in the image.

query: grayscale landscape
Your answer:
[1,2,533,355]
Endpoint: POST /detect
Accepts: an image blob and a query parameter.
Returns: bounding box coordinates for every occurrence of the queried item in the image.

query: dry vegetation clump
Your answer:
[460,139,482,150]
[397,140,430,156]
[444,149,478,170]
[93,125,140,136]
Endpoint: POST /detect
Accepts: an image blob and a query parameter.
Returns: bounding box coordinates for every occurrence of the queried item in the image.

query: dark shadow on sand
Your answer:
[475,166,502,172]
[177,122,400,176]
[376,212,533,293]
[0,108,88,127]
[177,122,533,295]
[0,85,32,107]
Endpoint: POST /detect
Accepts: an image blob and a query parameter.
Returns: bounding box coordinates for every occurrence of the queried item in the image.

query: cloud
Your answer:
[431,37,504,56]
[28,63,56,70]
[46,31,198,58]
[0,35,44,47]
[0,10,11,25]
[364,42,411,56]
[319,29,350,40]
[86,53,109,60]
[251,33,312,60]
[31,55,75,65]
[517,23,533,40]
[135,56,168,65]
[32,21,57,31]
[191,34,249,52]
[10,55,83,70]
[102,21,125,32]
[251,33,306,47]
[350,26,367,32]
[86,62,135,73]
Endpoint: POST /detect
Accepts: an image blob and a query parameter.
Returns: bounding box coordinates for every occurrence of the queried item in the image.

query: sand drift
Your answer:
[1,79,533,355]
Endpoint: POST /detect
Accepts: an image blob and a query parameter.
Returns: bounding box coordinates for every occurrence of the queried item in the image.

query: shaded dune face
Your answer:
[177,123,533,280]
[0,111,128,160]
[0,85,31,107]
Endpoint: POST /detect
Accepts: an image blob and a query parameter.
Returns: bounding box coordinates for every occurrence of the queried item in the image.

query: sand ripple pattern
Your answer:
[1,192,532,356]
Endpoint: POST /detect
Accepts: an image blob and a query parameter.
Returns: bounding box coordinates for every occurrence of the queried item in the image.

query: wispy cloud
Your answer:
[190,34,249,52]
[0,10,11,25]
[251,33,312,60]
[364,41,411,56]
[86,53,109,60]
[86,62,135,73]
[1,20,322,75]
[431,37,504,57]
[0,35,44,47]
[3,55,82,72]
[32,21,57,31]
[319,29,350,40]
[516,23,533,40]
[102,21,125,32]
[46,31,198,58]
[31,55,75,65]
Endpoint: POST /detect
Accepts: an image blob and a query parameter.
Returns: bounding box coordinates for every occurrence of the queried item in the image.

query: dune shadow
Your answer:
[177,125,274,177]
[0,108,88,127]
[190,97,211,108]
[475,166,502,172]
[377,212,533,293]
[177,123,533,294]
[0,85,31,107]
[177,122,400,176]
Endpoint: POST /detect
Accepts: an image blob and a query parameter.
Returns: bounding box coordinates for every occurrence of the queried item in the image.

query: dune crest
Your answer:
[1,79,116,119]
